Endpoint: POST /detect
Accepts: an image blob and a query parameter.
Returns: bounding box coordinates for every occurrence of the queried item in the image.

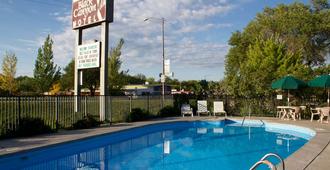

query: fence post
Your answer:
[129,95,132,113]
[18,96,21,129]
[84,96,87,117]
[147,95,150,113]
[109,96,112,124]
[55,96,59,131]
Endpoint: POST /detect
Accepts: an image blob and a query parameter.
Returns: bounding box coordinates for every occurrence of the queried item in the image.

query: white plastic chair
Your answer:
[310,107,320,122]
[320,107,330,123]
[197,100,210,116]
[213,101,227,117]
[181,104,193,117]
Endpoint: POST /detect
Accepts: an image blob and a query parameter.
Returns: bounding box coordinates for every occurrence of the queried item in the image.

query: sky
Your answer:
[0,0,310,81]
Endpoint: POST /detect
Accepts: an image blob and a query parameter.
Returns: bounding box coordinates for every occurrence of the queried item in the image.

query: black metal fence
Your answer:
[1,94,326,138]
[0,95,173,137]
[179,95,326,118]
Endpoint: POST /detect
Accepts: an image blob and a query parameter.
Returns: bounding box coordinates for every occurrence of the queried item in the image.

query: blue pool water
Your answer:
[0,120,315,170]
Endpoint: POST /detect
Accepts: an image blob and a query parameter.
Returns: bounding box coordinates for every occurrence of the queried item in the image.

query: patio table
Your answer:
[277,106,301,121]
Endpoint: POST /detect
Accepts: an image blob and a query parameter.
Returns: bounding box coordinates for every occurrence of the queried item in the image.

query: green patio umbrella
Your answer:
[308,74,330,106]
[271,75,307,106]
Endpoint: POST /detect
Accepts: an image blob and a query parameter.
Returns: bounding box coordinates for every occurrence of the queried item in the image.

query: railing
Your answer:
[0,95,173,137]
[250,153,285,170]
[183,95,326,119]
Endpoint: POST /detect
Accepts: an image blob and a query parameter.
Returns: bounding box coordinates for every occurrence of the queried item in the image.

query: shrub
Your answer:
[72,114,101,129]
[159,106,180,117]
[16,117,53,137]
[127,108,151,122]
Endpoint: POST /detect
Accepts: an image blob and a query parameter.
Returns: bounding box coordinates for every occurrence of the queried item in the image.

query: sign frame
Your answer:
[76,41,101,70]
[72,0,114,30]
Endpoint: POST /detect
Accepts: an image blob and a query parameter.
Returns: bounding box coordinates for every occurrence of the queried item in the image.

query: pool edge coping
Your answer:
[0,117,329,169]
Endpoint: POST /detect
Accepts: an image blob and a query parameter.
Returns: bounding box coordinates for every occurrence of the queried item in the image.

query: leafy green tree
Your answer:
[60,59,74,91]
[123,74,147,85]
[0,52,17,95]
[33,35,61,93]
[60,59,100,96]
[146,77,156,84]
[16,76,37,95]
[240,36,309,96]
[311,0,330,11]
[108,38,126,94]
[224,1,330,97]
[60,38,127,96]
[181,80,203,95]
[83,68,100,96]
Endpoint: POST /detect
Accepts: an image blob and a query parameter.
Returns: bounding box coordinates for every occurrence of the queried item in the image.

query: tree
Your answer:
[60,59,74,91]
[34,35,61,93]
[59,38,126,96]
[311,0,329,11]
[83,68,100,96]
[108,38,126,94]
[49,82,61,95]
[0,52,17,95]
[16,76,37,95]
[224,2,330,97]
[240,36,309,96]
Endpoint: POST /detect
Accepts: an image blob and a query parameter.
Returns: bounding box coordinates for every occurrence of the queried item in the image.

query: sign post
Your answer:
[99,22,109,121]
[74,29,82,113]
[72,0,113,121]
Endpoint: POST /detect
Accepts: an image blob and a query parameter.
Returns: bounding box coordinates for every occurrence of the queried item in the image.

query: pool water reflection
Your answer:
[0,120,314,170]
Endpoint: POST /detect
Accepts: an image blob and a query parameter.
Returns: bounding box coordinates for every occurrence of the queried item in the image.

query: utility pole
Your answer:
[145,17,166,108]
[161,18,165,108]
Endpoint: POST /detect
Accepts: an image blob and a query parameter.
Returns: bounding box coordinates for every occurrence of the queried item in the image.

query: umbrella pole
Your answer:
[327,88,330,107]
[287,90,290,106]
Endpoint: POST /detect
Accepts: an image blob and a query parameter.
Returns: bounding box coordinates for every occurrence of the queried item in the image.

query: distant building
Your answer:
[171,89,193,95]
[123,84,172,96]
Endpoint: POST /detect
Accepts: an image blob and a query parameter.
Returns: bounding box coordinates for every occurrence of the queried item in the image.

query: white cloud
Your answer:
[51,0,237,79]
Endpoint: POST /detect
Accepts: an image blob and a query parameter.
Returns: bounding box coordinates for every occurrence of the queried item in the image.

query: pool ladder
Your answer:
[250,153,285,170]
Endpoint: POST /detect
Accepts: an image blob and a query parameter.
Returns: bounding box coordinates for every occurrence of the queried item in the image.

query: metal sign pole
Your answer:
[99,22,109,121]
[74,29,82,113]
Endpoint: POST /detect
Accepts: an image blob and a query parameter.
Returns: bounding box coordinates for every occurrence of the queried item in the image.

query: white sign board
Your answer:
[161,74,166,83]
[76,42,100,69]
[277,95,283,100]
[164,59,170,76]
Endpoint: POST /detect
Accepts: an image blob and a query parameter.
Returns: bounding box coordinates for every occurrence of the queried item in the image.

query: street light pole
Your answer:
[145,17,166,108]
[161,18,165,108]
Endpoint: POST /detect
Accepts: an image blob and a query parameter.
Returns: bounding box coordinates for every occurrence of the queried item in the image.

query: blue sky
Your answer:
[0,0,309,81]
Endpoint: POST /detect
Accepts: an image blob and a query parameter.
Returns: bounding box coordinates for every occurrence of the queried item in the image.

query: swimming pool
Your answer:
[0,119,315,170]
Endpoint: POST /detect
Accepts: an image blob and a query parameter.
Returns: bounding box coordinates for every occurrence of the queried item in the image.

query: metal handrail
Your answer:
[241,116,246,126]
[250,153,285,170]
[242,103,251,126]
[250,160,276,170]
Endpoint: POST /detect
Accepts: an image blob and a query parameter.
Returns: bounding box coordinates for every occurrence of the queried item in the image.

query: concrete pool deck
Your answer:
[0,117,329,169]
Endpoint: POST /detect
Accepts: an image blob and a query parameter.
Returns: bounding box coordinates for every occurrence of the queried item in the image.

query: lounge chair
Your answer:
[320,107,330,123]
[197,100,210,116]
[213,101,227,117]
[310,107,320,122]
[310,107,329,123]
[181,104,193,117]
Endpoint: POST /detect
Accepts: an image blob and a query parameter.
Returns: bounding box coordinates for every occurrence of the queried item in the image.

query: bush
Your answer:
[72,114,101,129]
[159,106,180,117]
[16,117,53,137]
[127,108,151,122]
